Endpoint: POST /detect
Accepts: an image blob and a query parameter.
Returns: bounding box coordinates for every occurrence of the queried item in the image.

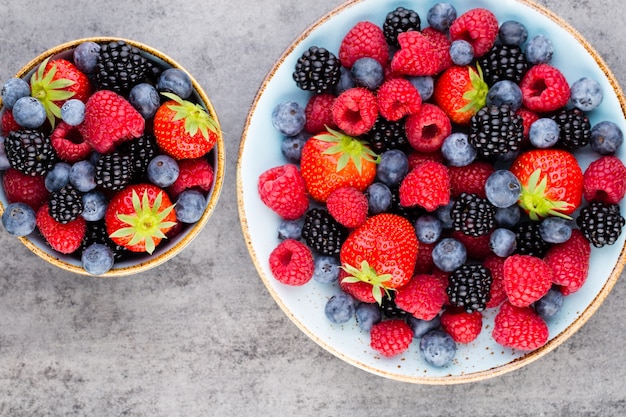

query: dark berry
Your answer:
[447,263,492,312]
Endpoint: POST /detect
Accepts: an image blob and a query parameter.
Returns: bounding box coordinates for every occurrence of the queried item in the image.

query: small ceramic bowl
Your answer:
[0,37,224,277]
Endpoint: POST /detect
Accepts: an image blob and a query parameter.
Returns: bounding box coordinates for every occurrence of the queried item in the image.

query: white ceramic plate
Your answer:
[238,0,626,383]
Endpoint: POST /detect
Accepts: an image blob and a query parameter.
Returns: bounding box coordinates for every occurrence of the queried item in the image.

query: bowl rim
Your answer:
[0,36,225,277]
[236,0,626,384]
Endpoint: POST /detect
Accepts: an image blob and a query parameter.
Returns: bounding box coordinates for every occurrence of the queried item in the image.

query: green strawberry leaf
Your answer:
[319,126,379,174]
[162,92,218,140]
[518,169,574,220]
[340,260,393,305]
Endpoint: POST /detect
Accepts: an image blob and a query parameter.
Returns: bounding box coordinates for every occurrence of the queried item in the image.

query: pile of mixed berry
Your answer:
[257,4,626,367]
[0,40,219,275]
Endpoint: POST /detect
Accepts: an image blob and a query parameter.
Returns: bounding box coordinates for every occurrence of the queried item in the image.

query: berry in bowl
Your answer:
[238,0,626,383]
[0,38,224,276]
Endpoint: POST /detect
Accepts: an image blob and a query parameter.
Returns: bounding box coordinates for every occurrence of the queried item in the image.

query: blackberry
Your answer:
[551,107,591,150]
[478,45,528,85]
[81,221,128,261]
[95,40,149,94]
[95,152,133,191]
[301,208,348,256]
[576,202,625,247]
[514,221,551,257]
[451,193,496,237]
[383,6,421,47]
[365,117,410,153]
[49,184,83,224]
[380,292,408,319]
[293,46,341,94]
[118,134,159,179]
[469,105,524,160]
[447,263,492,312]
[4,129,56,176]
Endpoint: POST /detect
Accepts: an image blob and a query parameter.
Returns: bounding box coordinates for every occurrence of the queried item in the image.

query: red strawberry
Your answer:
[370,319,413,357]
[433,65,489,125]
[331,87,378,136]
[376,78,422,122]
[105,183,178,254]
[78,90,145,154]
[1,110,20,136]
[258,164,309,220]
[2,168,49,210]
[448,161,494,198]
[449,8,499,57]
[304,93,336,134]
[339,269,378,303]
[394,273,447,321]
[544,229,591,295]
[583,155,626,204]
[390,31,441,76]
[269,239,314,286]
[326,186,368,228]
[519,64,570,113]
[167,157,215,198]
[300,127,378,202]
[399,160,450,211]
[50,121,92,162]
[153,92,219,160]
[338,21,389,69]
[492,301,549,350]
[440,308,483,344]
[36,203,86,254]
[340,213,418,303]
[502,254,553,307]
[405,103,451,153]
[483,255,508,308]
[509,149,583,220]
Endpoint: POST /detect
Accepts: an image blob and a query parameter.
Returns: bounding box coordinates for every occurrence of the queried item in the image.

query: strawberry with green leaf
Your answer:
[432,65,488,125]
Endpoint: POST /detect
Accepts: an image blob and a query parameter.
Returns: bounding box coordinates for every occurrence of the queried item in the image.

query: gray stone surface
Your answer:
[0,0,625,415]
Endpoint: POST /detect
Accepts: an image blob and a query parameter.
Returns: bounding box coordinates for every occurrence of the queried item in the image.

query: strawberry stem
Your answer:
[518,169,573,220]
[340,260,393,305]
[317,126,379,174]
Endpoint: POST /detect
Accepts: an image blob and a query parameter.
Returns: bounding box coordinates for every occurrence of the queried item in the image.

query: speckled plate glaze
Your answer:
[0,37,225,277]
[237,0,626,383]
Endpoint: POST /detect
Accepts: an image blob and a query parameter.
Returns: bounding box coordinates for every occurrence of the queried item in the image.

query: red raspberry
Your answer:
[36,203,86,254]
[405,103,452,153]
[449,8,499,57]
[407,150,444,171]
[492,301,549,350]
[376,78,422,122]
[440,308,483,344]
[394,273,447,321]
[1,109,20,135]
[583,155,626,204]
[451,230,492,260]
[304,93,336,134]
[390,31,441,76]
[50,121,93,163]
[258,164,309,220]
[2,167,49,210]
[483,255,507,308]
[399,160,450,211]
[326,186,368,228]
[339,269,378,303]
[331,87,378,136]
[519,64,571,113]
[544,229,591,295]
[502,254,553,307]
[413,242,435,274]
[370,319,414,357]
[168,157,215,198]
[268,239,314,286]
[448,161,494,198]
[338,21,389,69]
[421,27,453,72]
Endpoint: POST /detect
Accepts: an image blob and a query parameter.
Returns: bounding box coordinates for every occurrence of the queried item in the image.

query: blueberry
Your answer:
[0,136,10,170]
[69,160,96,192]
[1,202,36,236]
[277,217,305,240]
[129,83,160,119]
[148,155,180,187]
[81,243,115,275]
[365,182,392,214]
[60,99,86,126]
[12,96,46,129]
[449,40,474,66]
[1,77,30,110]
[271,101,306,136]
[175,189,206,223]
[376,149,409,186]
[45,162,71,192]
[334,67,356,95]
[157,68,193,99]
[590,120,623,155]
[81,190,108,222]
[529,118,560,148]
[407,76,434,101]
[313,255,341,284]
[435,199,455,229]
[489,228,517,257]
[486,81,523,111]
[73,41,101,74]
[485,169,521,208]
[441,132,476,167]
[570,77,603,112]
[324,293,356,324]
[415,215,443,244]
[427,3,457,32]
[355,303,382,332]
[351,57,384,90]
[281,132,308,163]
[534,287,564,320]
[525,35,554,64]
[495,205,521,228]
[420,329,456,367]
[432,238,466,272]
[539,216,572,244]
[407,315,441,338]
[498,20,528,46]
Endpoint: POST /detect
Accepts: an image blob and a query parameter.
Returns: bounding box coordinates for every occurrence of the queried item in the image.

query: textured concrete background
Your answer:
[0,0,625,416]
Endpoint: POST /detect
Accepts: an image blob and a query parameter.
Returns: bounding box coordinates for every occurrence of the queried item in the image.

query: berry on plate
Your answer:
[36,202,86,254]
[258,164,309,220]
[399,160,450,211]
[370,319,413,357]
[433,65,488,125]
[502,254,553,307]
[492,301,549,350]
[269,238,314,286]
